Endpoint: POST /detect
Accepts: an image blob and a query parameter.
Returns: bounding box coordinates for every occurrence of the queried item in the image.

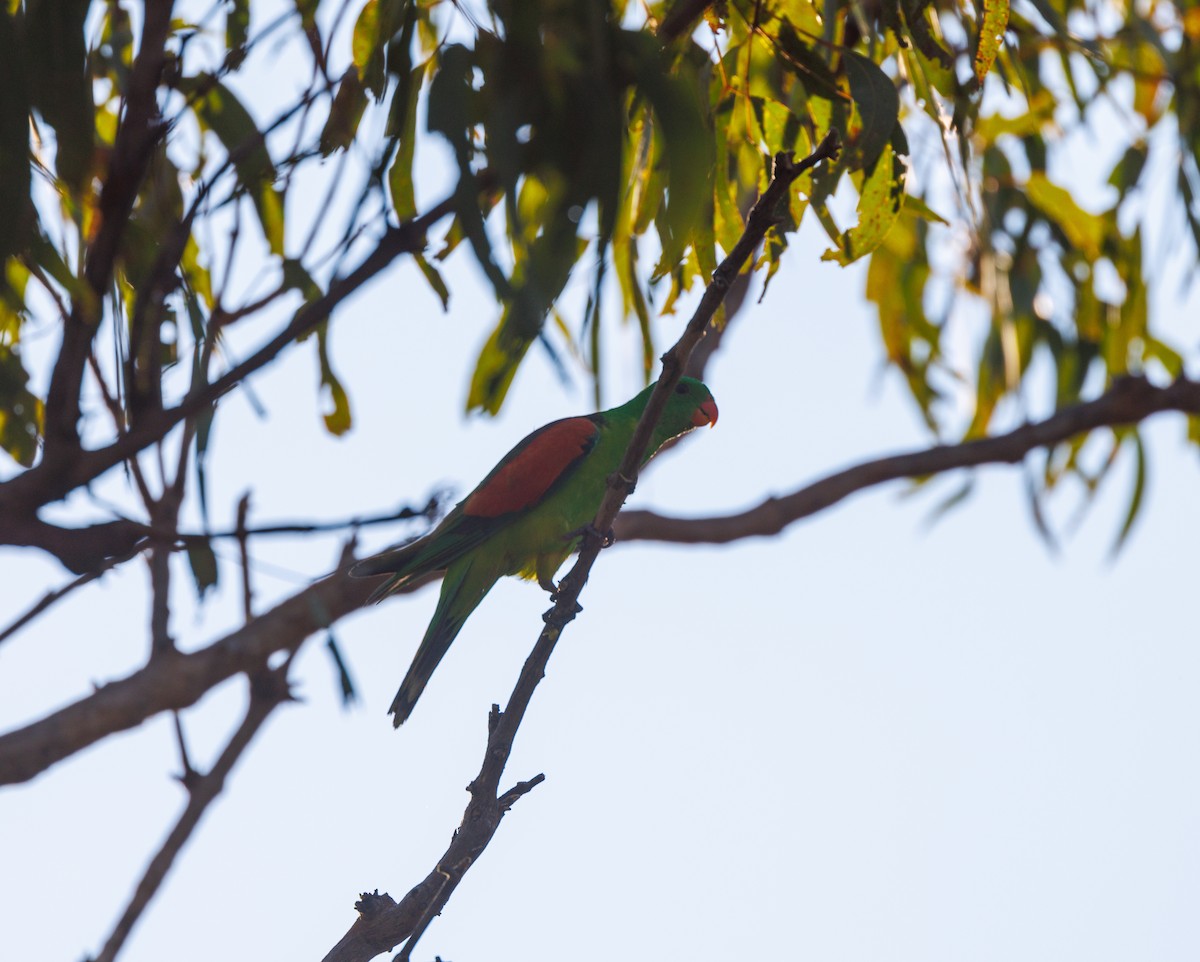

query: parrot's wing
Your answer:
[461,415,600,517]
[351,415,601,593]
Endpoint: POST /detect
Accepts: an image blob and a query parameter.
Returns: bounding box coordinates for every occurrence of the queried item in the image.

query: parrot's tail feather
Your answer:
[350,540,424,579]
[389,560,495,726]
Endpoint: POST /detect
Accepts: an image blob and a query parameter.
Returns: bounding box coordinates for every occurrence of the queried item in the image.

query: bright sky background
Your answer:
[2,3,1199,961]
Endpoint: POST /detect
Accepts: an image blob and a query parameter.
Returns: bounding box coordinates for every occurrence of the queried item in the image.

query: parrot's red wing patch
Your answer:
[464,417,599,518]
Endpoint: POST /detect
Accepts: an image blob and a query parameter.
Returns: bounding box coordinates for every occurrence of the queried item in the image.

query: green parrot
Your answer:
[352,376,718,725]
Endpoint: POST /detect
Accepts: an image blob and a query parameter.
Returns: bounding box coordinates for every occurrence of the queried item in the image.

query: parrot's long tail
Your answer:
[389,558,495,726]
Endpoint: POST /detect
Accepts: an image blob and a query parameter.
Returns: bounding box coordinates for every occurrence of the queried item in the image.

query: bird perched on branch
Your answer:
[352,376,718,726]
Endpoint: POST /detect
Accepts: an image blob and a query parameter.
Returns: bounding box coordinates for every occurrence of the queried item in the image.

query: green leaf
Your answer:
[386,62,425,220]
[973,0,1010,85]
[844,51,899,172]
[26,0,93,194]
[0,10,30,270]
[320,66,368,155]
[325,632,358,706]
[352,0,385,97]
[822,139,906,265]
[180,74,286,255]
[624,32,710,272]
[414,253,449,310]
[1109,431,1146,559]
[0,344,42,466]
[316,323,352,436]
[186,540,219,602]
[1025,172,1105,261]
[282,258,322,302]
[1108,141,1148,199]
[226,0,250,67]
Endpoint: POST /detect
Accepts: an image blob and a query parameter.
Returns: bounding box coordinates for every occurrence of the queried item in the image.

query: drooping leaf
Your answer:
[1109,430,1146,559]
[973,0,1010,85]
[180,74,286,255]
[414,253,449,310]
[320,66,369,155]
[822,139,906,265]
[624,31,710,273]
[226,0,251,68]
[315,322,352,436]
[386,61,426,220]
[844,50,899,172]
[186,540,219,602]
[325,632,358,706]
[1025,172,1105,261]
[26,0,93,195]
[0,344,42,466]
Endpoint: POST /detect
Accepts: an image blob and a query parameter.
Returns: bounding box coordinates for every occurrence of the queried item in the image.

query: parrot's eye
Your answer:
[675,383,690,395]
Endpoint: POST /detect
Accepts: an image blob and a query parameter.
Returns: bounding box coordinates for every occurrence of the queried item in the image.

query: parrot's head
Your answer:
[657,376,718,440]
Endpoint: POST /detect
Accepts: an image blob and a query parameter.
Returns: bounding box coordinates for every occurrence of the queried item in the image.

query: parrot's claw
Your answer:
[566,523,615,548]
[608,470,637,495]
[543,600,583,626]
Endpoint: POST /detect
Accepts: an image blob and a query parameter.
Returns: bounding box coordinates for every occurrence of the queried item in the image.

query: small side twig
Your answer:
[92,665,294,962]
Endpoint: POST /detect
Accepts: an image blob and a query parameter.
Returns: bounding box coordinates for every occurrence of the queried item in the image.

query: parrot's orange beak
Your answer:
[692,398,719,428]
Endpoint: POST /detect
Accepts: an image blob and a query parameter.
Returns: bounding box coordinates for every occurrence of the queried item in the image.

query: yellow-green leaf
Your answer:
[1025,172,1105,261]
[822,143,906,265]
[974,0,1010,85]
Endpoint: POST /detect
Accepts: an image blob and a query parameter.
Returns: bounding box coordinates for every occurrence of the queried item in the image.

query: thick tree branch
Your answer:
[2,516,147,574]
[615,375,1200,545]
[0,569,382,786]
[8,375,1190,789]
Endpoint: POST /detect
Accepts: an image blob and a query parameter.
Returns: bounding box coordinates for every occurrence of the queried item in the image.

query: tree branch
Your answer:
[91,667,293,962]
[317,132,845,962]
[319,709,546,962]
[0,195,455,516]
[42,1,175,457]
[8,372,1191,789]
[614,375,1200,546]
[0,568,374,786]
[658,0,717,41]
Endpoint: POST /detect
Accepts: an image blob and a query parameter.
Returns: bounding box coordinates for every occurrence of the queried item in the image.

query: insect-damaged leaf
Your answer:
[973,0,1010,85]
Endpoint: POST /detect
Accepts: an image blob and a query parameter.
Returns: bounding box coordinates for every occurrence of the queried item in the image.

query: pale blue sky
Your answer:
[2,3,1198,961]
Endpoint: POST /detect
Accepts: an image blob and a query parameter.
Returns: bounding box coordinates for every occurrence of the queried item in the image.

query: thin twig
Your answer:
[236,492,253,619]
[319,131,845,962]
[92,666,294,962]
[0,548,141,648]
[0,195,458,515]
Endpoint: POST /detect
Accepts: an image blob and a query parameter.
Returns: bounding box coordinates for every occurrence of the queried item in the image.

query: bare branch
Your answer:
[615,375,1200,546]
[0,568,348,785]
[318,131,846,962]
[319,711,546,962]
[92,667,293,962]
[0,551,140,648]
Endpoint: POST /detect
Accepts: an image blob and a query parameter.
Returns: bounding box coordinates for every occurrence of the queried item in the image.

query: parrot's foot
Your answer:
[566,523,615,548]
[608,470,637,495]
[538,576,558,594]
[543,600,583,626]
